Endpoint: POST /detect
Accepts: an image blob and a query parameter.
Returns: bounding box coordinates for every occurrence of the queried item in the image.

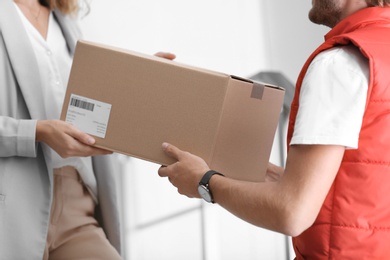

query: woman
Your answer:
[0,0,123,258]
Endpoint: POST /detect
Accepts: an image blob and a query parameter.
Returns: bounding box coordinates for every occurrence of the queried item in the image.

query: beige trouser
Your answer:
[43,166,121,260]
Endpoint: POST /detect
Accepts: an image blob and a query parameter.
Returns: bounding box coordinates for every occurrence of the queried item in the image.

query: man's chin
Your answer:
[308,10,334,27]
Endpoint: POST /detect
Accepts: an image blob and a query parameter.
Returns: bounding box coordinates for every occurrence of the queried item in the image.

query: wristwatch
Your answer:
[198,170,224,203]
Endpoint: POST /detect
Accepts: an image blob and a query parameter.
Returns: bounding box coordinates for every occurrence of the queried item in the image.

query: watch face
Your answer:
[198,185,212,203]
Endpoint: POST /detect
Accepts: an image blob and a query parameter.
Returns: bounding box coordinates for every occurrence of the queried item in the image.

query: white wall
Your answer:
[260,1,329,83]
[78,1,329,259]
[79,0,267,76]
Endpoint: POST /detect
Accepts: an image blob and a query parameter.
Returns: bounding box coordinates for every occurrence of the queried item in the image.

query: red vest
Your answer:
[288,7,390,259]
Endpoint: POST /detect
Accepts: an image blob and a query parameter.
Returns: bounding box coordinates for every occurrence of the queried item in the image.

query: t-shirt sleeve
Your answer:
[290,45,369,149]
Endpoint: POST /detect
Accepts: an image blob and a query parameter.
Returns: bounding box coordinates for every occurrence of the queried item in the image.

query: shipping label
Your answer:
[65,94,112,138]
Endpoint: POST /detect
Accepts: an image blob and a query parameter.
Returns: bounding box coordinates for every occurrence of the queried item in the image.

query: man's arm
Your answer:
[158,143,344,236]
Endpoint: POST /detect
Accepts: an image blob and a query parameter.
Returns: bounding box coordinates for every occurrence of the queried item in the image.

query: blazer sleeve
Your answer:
[0,24,38,158]
[0,116,38,158]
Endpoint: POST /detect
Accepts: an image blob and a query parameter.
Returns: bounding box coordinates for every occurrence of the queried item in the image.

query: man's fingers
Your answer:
[162,142,183,160]
[158,165,168,177]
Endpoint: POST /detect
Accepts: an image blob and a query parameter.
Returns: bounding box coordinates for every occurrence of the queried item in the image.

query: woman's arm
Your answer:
[36,119,113,158]
[0,116,37,157]
[0,116,112,158]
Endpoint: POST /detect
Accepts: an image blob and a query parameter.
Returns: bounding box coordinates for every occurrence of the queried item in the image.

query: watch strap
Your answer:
[199,170,224,203]
[199,170,224,186]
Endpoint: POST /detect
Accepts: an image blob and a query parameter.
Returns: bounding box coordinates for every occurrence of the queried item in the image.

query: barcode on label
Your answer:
[70,98,95,112]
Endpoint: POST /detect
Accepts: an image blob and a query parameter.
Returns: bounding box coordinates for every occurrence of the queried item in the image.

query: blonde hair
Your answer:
[40,0,86,15]
[367,0,390,6]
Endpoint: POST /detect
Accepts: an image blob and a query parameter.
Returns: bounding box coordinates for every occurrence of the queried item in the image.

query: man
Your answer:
[158,0,390,259]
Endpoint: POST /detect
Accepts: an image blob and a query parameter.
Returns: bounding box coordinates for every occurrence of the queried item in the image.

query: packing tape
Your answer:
[251,82,264,100]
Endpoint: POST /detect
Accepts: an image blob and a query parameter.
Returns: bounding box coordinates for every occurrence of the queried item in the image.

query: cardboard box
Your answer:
[60,40,285,182]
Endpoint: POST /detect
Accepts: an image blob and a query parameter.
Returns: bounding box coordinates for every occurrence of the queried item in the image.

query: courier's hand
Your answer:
[158,142,210,198]
[154,52,176,60]
[36,120,113,158]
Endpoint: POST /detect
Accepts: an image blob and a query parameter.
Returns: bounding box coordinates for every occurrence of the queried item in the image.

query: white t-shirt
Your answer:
[15,5,98,202]
[290,45,369,149]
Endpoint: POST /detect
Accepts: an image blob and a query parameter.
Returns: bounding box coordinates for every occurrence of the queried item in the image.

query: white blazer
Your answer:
[0,0,123,258]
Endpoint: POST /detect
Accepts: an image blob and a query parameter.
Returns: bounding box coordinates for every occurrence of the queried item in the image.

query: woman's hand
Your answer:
[36,119,112,158]
[154,52,176,60]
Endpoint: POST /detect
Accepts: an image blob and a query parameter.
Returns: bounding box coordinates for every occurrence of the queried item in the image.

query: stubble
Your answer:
[309,0,343,27]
